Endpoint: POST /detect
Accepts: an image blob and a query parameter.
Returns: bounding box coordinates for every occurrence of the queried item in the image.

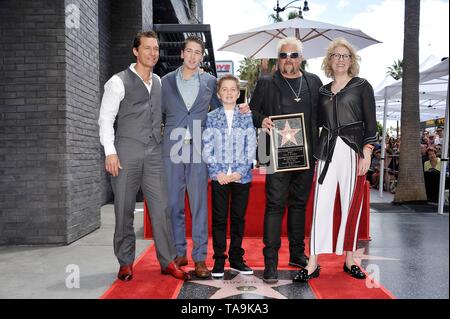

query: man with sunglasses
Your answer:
[250,37,322,284]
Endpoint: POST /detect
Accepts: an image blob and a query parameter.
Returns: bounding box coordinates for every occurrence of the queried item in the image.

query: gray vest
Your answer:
[115,68,162,144]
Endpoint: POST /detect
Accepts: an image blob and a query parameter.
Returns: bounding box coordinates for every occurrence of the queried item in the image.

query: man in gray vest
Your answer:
[98,31,189,281]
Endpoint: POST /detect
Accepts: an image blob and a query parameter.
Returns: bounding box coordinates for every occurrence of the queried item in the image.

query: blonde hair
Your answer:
[217,74,240,91]
[277,37,303,54]
[321,37,360,78]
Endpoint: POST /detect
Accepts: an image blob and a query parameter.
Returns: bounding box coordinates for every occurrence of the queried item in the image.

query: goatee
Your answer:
[282,65,296,75]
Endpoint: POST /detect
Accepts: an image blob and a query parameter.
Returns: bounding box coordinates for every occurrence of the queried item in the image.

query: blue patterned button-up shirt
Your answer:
[202,106,257,184]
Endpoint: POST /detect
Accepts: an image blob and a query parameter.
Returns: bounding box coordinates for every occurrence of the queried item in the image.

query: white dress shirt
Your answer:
[224,108,234,175]
[98,63,160,156]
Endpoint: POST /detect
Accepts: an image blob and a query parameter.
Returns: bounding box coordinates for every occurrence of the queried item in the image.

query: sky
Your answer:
[203,0,449,91]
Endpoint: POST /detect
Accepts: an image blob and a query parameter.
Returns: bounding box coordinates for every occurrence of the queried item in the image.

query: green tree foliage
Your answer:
[237,57,260,96]
[387,59,403,80]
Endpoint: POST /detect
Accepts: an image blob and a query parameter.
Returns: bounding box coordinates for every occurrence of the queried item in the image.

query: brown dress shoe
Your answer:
[194,261,211,278]
[162,261,191,280]
[174,255,188,267]
[117,265,133,281]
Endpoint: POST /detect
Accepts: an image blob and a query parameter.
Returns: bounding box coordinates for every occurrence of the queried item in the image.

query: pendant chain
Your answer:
[283,76,303,102]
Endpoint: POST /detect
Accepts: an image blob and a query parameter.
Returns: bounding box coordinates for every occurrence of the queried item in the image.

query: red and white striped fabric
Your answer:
[310,137,366,255]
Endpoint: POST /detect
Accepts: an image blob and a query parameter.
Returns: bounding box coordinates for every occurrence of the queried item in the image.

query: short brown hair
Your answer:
[217,75,240,91]
[182,35,205,53]
[133,31,158,49]
[322,37,360,78]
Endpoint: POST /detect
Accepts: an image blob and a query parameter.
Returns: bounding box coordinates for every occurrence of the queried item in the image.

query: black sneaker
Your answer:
[229,260,253,275]
[211,259,225,278]
[263,265,278,284]
[289,255,308,268]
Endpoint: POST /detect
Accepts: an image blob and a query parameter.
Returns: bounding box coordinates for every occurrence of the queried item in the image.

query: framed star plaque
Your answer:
[269,113,310,172]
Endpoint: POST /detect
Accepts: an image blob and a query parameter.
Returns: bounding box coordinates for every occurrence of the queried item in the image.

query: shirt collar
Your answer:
[177,66,200,82]
[129,63,152,85]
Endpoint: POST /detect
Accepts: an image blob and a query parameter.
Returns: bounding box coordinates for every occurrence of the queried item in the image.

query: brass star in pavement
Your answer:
[190,273,293,299]
[276,121,301,147]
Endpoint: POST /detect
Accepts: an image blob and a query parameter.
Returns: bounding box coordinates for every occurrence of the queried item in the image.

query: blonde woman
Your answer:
[294,38,377,283]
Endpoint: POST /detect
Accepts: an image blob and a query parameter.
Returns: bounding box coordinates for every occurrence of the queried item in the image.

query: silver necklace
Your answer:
[283,76,303,102]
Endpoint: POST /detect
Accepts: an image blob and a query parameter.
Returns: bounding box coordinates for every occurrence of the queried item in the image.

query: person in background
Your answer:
[423,147,441,203]
[424,147,441,172]
[368,148,381,188]
[434,127,444,145]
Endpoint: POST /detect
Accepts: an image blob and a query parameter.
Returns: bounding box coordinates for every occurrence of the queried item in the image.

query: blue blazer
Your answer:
[203,106,257,184]
[161,69,220,158]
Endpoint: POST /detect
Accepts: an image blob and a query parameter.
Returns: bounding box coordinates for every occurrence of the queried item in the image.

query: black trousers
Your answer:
[211,180,251,262]
[263,168,314,267]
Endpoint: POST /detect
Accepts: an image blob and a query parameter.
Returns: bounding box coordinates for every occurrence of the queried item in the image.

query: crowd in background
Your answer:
[366,126,447,202]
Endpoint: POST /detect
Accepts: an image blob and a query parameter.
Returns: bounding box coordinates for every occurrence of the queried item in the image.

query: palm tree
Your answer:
[387,59,403,80]
[394,1,427,203]
[237,57,260,96]
[269,13,283,23]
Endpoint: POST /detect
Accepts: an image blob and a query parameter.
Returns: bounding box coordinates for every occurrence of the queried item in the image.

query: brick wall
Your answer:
[0,0,103,244]
[64,0,101,243]
[98,0,113,205]
[0,0,68,244]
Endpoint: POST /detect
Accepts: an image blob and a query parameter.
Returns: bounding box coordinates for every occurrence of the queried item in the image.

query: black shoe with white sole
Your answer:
[229,260,253,275]
[211,259,225,278]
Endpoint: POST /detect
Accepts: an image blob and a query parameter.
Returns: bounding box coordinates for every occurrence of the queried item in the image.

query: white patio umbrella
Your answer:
[218,18,381,59]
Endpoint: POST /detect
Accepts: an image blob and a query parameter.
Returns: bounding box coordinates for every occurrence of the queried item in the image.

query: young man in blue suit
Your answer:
[161,36,221,278]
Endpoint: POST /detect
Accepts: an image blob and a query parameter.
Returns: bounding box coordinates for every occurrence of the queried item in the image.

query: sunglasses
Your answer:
[279,52,300,59]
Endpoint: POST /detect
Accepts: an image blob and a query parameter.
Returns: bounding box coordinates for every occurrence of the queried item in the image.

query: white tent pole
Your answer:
[379,91,388,198]
[438,80,449,215]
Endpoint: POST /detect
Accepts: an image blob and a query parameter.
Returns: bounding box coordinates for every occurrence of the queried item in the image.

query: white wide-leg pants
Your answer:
[310,137,366,256]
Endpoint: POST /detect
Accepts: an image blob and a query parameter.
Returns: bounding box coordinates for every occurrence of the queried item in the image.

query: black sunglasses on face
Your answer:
[279,52,300,59]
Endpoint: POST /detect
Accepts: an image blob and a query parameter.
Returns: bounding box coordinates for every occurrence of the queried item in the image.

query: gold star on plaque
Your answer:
[276,121,301,146]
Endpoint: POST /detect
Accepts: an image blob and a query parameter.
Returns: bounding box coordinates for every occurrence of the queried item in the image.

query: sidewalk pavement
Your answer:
[0,203,150,299]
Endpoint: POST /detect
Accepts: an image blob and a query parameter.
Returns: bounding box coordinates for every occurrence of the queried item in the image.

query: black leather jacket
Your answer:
[315,77,377,183]
[250,70,323,161]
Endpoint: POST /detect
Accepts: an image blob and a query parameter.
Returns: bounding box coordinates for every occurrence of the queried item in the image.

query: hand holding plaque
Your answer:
[269,113,310,172]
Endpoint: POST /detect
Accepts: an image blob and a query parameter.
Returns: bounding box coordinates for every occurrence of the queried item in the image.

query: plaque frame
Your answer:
[269,113,310,172]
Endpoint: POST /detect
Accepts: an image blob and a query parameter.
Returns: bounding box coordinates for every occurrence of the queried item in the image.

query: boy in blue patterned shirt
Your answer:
[202,75,257,278]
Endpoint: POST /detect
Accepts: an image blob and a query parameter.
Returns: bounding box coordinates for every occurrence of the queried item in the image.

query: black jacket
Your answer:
[249,69,323,162]
[315,77,378,183]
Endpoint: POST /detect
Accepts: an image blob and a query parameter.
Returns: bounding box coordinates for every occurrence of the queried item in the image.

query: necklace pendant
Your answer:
[294,97,301,102]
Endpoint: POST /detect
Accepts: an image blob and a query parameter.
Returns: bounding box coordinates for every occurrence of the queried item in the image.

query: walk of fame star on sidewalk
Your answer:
[189,273,293,299]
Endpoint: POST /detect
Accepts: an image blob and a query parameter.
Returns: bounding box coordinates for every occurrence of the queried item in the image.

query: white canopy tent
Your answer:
[375,56,448,121]
[374,58,449,214]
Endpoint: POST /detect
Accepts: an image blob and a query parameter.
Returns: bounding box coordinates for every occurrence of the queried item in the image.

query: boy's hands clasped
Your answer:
[216,172,242,185]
